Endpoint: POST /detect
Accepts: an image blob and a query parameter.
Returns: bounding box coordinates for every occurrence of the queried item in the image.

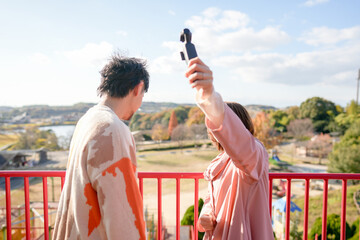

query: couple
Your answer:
[52,53,274,240]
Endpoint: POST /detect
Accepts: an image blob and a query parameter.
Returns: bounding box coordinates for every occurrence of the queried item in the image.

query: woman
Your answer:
[185,58,274,240]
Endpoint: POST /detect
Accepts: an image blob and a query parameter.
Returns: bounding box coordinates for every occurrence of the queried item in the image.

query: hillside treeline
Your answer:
[129,105,205,131]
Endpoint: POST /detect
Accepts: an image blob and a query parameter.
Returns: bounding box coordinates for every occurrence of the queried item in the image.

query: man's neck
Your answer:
[99,95,133,120]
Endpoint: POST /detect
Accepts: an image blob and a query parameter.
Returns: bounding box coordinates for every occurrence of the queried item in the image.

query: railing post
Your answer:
[322,179,328,240]
[24,177,31,240]
[176,178,180,240]
[194,178,199,240]
[303,179,310,240]
[5,177,12,240]
[43,177,49,240]
[340,179,347,240]
[285,178,291,240]
[269,177,273,218]
[157,178,162,240]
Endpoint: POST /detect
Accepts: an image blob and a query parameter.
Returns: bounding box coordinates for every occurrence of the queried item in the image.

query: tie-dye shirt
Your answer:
[53,104,146,240]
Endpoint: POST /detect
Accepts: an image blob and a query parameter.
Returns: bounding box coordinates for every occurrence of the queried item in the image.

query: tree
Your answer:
[168,110,178,136]
[181,198,204,240]
[253,111,281,149]
[346,100,360,115]
[330,100,359,134]
[151,124,169,142]
[190,124,207,147]
[306,133,333,164]
[269,110,290,133]
[14,127,60,150]
[328,120,360,173]
[300,97,339,133]
[309,214,352,240]
[171,124,191,149]
[286,106,301,121]
[186,106,205,126]
[173,106,190,124]
[287,118,314,140]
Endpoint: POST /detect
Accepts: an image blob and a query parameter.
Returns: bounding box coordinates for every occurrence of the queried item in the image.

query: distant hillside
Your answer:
[139,102,195,113]
[0,107,13,113]
[245,104,277,118]
[0,102,196,123]
[0,102,276,124]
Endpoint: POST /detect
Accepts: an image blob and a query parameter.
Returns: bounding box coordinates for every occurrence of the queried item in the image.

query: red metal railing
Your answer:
[1,171,360,240]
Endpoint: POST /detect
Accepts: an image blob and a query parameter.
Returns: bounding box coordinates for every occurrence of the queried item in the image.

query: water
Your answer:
[39,125,76,139]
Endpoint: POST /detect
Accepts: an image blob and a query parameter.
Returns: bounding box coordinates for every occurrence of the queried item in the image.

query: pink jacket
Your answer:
[199,103,274,240]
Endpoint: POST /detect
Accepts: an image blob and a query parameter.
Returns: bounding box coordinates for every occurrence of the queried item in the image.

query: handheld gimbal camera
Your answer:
[180,28,197,64]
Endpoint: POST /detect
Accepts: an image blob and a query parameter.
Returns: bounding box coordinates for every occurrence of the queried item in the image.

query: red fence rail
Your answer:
[1,171,360,240]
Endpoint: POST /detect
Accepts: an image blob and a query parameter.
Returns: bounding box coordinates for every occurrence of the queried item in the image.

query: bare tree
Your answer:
[171,124,191,149]
[287,118,314,140]
[307,133,333,164]
[190,124,207,148]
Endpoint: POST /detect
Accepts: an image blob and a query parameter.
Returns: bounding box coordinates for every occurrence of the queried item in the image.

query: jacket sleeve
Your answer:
[197,92,268,182]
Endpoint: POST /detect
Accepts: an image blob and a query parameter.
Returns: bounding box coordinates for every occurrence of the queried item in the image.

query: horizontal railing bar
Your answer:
[269,173,360,180]
[138,172,203,179]
[0,171,66,177]
[1,171,360,180]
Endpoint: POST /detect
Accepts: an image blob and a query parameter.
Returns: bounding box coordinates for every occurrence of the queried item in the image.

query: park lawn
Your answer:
[290,183,360,234]
[137,147,219,195]
[0,134,18,149]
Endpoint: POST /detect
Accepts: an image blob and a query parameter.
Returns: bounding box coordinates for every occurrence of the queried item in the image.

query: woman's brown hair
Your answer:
[209,102,254,152]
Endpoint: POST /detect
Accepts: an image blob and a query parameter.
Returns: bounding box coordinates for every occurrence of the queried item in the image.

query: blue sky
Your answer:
[1,0,360,108]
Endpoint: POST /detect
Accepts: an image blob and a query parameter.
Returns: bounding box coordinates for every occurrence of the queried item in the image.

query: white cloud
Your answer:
[300,26,360,46]
[171,7,290,56]
[60,41,113,68]
[168,10,176,16]
[303,0,329,7]
[28,53,51,65]
[149,52,184,74]
[186,7,249,32]
[117,30,128,37]
[212,44,360,86]
[153,7,360,96]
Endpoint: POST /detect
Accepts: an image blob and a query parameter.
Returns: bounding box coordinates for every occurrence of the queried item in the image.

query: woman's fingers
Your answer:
[185,57,211,78]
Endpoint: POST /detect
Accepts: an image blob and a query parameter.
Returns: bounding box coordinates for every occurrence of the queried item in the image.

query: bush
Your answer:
[349,217,359,240]
[181,198,204,240]
[309,213,352,240]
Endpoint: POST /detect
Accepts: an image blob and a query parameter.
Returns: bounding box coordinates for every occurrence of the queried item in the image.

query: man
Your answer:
[53,53,149,240]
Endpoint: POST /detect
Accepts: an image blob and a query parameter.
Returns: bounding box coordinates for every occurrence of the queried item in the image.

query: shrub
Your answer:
[309,213,352,239]
[181,198,204,240]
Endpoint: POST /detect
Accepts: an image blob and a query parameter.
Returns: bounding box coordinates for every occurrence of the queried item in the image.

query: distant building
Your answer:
[11,112,30,124]
[0,149,48,169]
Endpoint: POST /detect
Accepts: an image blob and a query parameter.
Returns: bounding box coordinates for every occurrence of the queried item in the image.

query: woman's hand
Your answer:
[185,57,214,100]
[198,211,216,232]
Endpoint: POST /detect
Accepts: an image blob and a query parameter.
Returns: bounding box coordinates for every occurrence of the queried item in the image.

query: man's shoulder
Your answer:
[78,106,131,138]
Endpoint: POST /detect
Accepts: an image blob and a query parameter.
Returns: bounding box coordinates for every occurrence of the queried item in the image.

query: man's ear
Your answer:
[133,81,144,96]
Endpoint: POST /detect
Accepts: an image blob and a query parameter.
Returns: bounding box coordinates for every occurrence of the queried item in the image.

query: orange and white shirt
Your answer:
[53,104,146,240]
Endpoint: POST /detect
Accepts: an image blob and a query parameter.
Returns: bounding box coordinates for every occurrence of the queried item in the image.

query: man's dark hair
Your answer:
[97,53,149,98]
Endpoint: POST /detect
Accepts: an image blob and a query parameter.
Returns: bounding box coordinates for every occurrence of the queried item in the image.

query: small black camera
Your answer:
[180,28,198,64]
